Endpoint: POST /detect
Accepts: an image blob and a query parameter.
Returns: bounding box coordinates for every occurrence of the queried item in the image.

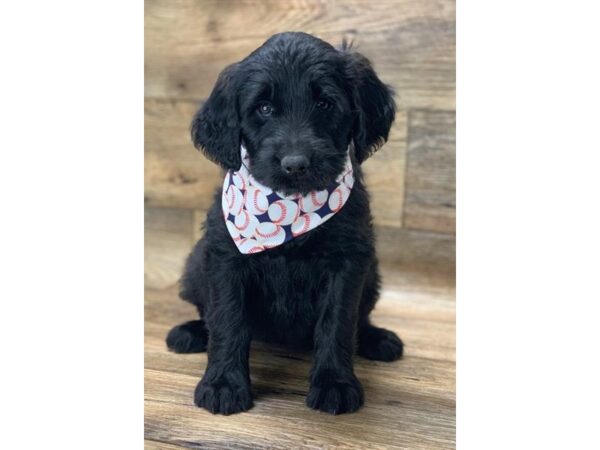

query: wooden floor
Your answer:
[144,272,455,449]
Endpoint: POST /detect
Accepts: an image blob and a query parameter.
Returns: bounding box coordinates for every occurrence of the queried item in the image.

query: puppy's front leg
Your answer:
[307,263,365,414]
[194,278,253,415]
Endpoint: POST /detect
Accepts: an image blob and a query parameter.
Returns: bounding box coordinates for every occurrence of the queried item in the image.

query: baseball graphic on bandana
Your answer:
[268,199,299,226]
[298,190,328,213]
[245,186,269,215]
[247,174,273,195]
[221,193,229,218]
[234,210,259,238]
[328,185,351,213]
[291,212,321,237]
[255,222,286,248]
[232,171,247,191]
[237,238,264,254]
[225,184,245,216]
[225,220,243,243]
[343,170,354,189]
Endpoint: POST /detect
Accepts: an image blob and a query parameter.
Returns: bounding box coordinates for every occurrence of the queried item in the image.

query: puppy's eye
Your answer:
[257,102,273,117]
[316,99,333,111]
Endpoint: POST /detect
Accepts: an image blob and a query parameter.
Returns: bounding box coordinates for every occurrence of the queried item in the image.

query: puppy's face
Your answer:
[192,32,395,196]
[238,52,353,196]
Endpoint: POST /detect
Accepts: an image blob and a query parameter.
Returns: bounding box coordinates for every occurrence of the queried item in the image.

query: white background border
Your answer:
[459,0,600,448]
[0,1,143,448]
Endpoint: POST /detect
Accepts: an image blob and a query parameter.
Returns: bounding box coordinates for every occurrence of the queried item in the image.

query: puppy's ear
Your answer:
[345,51,396,163]
[191,63,241,170]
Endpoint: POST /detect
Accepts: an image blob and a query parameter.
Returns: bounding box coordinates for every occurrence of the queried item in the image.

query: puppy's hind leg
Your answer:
[357,323,403,362]
[165,279,210,353]
[166,318,208,354]
[166,277,210,354]
[356,260,403,362]
[166,239,210,353]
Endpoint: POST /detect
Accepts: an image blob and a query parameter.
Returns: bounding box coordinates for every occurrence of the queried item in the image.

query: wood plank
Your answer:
[145,99,222,210]
[145,207,194,290]
[145,0,455,110]
[376,226,455,282]
[145,371,454,449]
[145,281,455,449]
[363,112,407,227]
[403,110,456,233]
[145,439,188,450]
[145,97,406,226]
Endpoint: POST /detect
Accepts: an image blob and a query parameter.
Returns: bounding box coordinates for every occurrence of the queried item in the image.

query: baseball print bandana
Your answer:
[222,145,354,254]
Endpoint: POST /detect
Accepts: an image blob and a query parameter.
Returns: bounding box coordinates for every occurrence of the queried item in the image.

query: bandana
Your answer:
[222,146,354,254]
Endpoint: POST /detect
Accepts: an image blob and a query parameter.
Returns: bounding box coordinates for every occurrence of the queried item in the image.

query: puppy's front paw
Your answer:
[306,370,364,414]
[194,370,253,415]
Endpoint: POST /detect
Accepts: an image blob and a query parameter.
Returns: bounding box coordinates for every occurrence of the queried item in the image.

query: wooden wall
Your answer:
[145,0,456,290]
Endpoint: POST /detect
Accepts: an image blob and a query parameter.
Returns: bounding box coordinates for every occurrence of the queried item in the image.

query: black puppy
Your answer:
[166,32,403,415]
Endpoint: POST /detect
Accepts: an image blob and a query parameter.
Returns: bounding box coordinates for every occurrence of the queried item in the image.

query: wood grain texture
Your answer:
[145,0,455,110]
[363,113,407,227]
[145,99,222,210]
[377,226,455,276]
[403,110,455,233]
[145,283,455,449]
[145,207,194,290]
[145,440,187,450]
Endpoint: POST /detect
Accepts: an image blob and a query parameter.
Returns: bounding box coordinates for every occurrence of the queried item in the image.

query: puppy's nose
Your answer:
[281,155,309,175]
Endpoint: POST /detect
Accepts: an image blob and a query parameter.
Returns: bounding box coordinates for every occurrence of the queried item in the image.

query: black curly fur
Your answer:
[167,32,402,415]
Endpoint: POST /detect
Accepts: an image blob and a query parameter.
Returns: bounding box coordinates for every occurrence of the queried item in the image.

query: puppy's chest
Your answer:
[247,255,324,325]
